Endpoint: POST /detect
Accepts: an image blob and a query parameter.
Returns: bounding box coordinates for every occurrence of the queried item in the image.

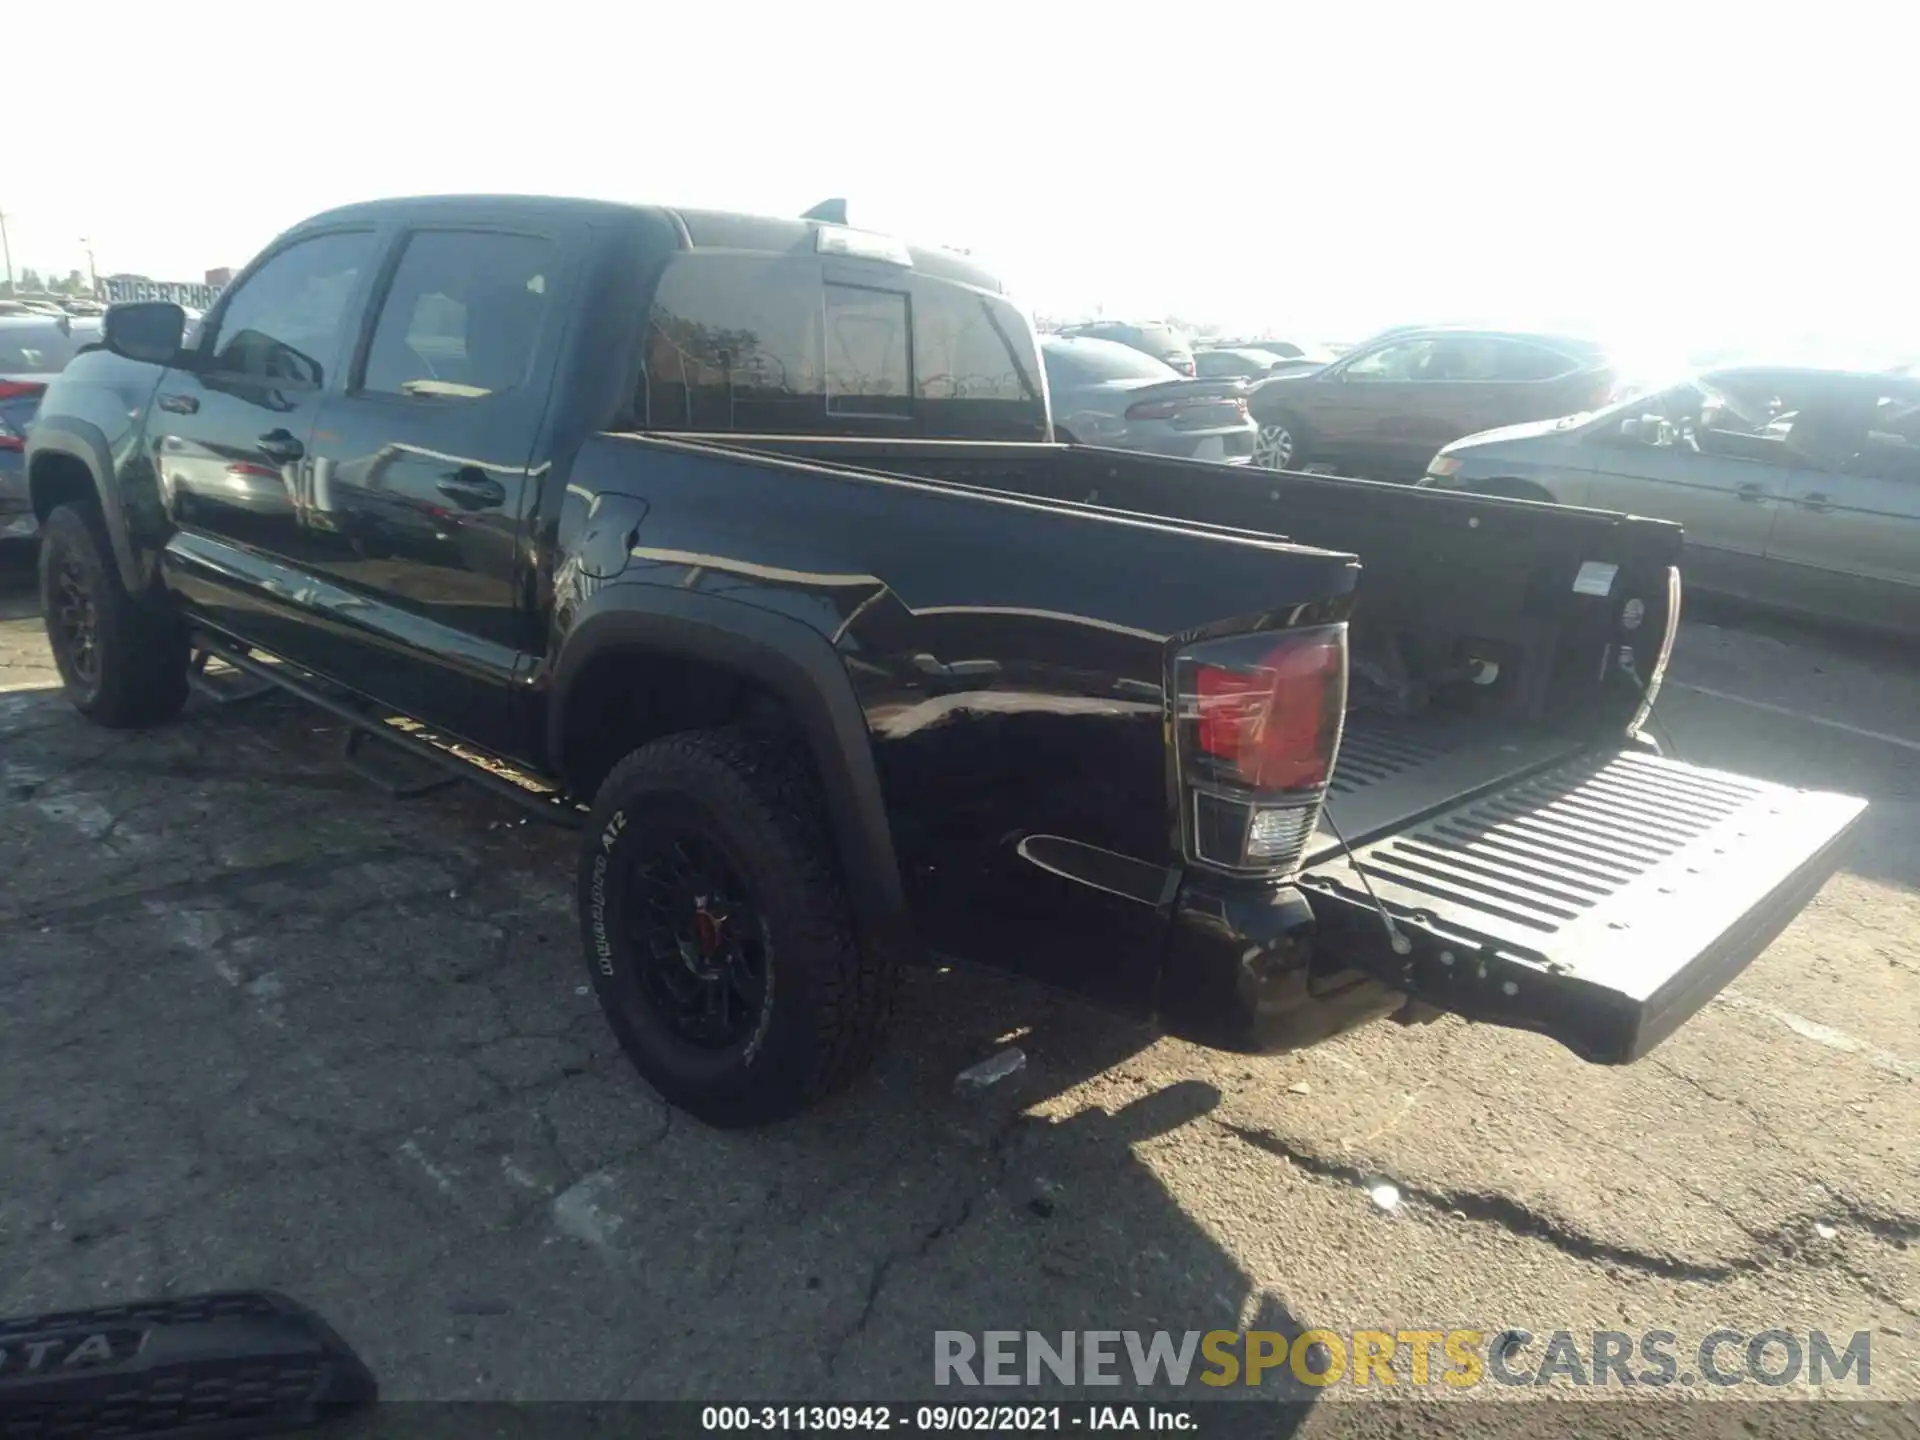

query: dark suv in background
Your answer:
[1055,320,1196,376]
[1248,325,1617,478]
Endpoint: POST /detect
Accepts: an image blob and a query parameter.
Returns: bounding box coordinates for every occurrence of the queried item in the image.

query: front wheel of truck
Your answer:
[577,728,894,1128]
[38,503,190,728]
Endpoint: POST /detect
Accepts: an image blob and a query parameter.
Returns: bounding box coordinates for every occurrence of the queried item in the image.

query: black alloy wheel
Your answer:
[48,550,101,687]
[625,825,771,1053]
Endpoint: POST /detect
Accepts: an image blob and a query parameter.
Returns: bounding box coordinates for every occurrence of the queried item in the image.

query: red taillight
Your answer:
[1176,625,1348,875]
[0,381,44,449]
[1192,633,1345,790]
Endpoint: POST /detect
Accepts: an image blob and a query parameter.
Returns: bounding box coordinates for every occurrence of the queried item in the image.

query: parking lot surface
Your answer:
[1,549,1915,1430]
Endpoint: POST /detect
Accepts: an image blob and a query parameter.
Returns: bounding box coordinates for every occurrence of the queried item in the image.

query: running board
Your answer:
[1301,746,1867,1063]
[187,647,278,707]
[340,725,462,800]
[190,631,584,830]
[0,1290,375,1437]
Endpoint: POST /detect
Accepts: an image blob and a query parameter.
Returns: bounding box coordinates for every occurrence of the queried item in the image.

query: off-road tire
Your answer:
[578,728,893,1127]
[38,502,190,728]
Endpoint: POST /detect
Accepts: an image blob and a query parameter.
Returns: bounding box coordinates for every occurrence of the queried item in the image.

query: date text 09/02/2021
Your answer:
[702,1407,1188,1432]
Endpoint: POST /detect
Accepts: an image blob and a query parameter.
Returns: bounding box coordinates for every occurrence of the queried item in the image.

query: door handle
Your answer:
[257,429,304,462]
[1796,491,1834,512]
[1734,481,1768,503]
[158,393,199,415]
[435,468,507,510]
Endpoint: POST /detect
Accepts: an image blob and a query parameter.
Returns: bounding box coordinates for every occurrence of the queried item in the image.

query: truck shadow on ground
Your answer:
[0,677,1322,1415]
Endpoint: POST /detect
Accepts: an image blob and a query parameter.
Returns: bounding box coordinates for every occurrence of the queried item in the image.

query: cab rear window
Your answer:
[641,252,1046,440]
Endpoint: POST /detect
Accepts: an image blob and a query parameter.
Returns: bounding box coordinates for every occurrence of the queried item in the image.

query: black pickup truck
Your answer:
[25,195,1866,1126]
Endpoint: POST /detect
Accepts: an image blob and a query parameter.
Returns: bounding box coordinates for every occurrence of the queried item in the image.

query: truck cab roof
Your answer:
[292,193,1007,294]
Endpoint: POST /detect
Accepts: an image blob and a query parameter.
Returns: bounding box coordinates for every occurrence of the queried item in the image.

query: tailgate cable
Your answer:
[1617,644,1682,759]
[1320,807,1413,957]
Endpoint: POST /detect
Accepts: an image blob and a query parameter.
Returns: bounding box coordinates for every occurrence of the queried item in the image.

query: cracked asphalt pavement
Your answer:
[1,547,1916,1429]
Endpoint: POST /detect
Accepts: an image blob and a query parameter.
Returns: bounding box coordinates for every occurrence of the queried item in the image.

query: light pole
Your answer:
[0,208,13,292]
[80,236,98,297]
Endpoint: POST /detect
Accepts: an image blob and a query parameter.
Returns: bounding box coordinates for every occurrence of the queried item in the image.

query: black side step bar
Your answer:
[340,726,462,800]
[190,633,584,830]
[187,648,279,707]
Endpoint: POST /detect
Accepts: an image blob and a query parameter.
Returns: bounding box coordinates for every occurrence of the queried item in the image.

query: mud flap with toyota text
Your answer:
[1297,747,1867,1062]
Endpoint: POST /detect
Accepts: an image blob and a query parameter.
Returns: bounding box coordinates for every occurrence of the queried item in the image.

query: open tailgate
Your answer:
[1299,747,1866,1062]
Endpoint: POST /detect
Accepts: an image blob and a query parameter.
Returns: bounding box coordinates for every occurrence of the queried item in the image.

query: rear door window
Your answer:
[1342,338,1434,380]
[1423,337,1504,381]
[1495,341,1580,381]
[644,254,825,432]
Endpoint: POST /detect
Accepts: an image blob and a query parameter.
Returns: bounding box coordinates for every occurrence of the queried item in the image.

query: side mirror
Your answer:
[103,301,187,365]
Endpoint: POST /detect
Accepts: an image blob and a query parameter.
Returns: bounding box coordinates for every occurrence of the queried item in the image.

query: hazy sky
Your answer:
[8,0,1912,371]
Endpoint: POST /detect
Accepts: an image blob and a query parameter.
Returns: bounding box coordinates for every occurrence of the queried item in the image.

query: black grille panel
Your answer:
[0,1294,277,1340]
[2,1365,324,1440]
[0,1290,374,1440]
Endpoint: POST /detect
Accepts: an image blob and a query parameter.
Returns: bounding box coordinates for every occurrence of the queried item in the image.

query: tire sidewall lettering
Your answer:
[589,811,624,978]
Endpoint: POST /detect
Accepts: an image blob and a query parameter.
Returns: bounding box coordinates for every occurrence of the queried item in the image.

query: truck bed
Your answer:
[623,433,1865,1066]
[714,435,1683,840]
[1310,713,1585,865]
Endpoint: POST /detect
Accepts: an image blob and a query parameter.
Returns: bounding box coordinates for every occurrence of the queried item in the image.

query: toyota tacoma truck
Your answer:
[25,195,1866,1126]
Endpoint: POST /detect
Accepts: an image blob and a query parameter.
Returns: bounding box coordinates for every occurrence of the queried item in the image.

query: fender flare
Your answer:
[549,586,916,965]
[26,419,145,593]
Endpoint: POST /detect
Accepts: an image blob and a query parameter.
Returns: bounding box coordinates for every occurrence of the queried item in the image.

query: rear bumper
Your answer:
[1124,424,1258,466]
[1157,880,1408,1054]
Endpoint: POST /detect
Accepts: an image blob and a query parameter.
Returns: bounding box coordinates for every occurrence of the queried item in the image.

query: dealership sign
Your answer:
[100,276,223,310]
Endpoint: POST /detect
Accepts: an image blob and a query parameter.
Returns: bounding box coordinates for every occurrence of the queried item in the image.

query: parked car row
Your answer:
[1041,335,1255,463]
[1054,312,1913,638]
[1,311,103,540]
[1245,325,1619,478]
[1421,365,1920,637]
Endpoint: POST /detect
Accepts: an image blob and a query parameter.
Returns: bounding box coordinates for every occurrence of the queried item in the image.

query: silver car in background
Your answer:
[1421,365,1920,638]
[1042,335,1257,464]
